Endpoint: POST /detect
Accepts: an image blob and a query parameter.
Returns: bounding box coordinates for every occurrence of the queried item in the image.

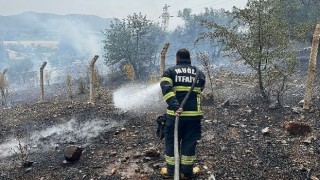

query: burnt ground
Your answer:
[0,63,320,180]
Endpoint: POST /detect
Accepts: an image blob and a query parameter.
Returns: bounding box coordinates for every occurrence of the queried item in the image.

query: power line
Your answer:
[168,0,238,17]
[170,0,194,6]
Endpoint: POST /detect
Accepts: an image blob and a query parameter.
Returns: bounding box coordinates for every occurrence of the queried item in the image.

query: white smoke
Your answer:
[113,82,166,111]
[43,15,104,56]
[0,118,123,159]
[57,20,102,56]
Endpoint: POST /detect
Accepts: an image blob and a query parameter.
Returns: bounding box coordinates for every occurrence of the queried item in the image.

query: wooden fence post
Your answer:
[40,61,47,103]
[89,55,99,104]
[0,69,8,106]
[160,43,170,77]
[303,24,320,110]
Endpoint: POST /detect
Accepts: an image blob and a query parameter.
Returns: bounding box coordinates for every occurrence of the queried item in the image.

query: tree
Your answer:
[196,52,215,99]
[169,8,233,59]
[102,13,166,80]
[271,0,320,64]
[271,0,320,40]
[7,58,35,85]
[200,0,296,103]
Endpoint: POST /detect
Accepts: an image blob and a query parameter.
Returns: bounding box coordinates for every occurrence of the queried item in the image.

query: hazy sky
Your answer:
[0,0,247,29]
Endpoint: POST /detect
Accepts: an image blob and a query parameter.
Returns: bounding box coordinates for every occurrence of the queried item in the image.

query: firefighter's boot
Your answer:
[180,166,201,179]
[160,168,173,179]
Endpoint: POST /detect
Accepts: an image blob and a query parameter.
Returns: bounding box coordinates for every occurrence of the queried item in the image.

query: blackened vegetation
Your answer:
[0,78,319,179]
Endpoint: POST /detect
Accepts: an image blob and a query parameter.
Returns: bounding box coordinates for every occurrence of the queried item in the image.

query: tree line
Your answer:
[102,0,320,104]
[0,0,319,105]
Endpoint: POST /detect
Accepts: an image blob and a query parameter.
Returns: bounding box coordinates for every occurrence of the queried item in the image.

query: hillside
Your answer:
[0,11,112,40]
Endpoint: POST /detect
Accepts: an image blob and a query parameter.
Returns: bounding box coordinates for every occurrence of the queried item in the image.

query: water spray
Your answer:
[113,82,164,111]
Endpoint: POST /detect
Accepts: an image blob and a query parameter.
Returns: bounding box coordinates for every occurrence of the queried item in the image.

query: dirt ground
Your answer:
[0,65,320,180]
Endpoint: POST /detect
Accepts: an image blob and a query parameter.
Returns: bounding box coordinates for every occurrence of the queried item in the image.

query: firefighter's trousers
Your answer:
[164,115,201,177]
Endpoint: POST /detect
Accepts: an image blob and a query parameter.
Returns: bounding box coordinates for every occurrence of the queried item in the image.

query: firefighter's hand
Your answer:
[175,108,183,116]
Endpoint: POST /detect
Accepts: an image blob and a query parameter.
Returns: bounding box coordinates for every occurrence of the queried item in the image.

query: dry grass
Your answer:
[123,63,135,82]
[77,77,86,94]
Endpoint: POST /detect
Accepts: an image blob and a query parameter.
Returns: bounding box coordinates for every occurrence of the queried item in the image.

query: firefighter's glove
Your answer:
[156,115,166,140]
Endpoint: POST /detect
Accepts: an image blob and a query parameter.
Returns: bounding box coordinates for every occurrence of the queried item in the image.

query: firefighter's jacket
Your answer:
[160,61,206,120]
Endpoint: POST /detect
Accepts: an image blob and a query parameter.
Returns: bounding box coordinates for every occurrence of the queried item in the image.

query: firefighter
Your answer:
[160,48,206,179]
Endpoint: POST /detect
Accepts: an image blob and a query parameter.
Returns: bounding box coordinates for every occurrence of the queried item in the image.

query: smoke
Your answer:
[55,19,103,56]
[113,82,166,111]
[1,12,109,91]
[0,118,123,159]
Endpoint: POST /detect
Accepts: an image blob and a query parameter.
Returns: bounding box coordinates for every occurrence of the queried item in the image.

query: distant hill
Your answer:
[0,11,112,40]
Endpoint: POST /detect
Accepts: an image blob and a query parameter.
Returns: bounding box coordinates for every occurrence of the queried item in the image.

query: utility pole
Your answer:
[160,4,172,31]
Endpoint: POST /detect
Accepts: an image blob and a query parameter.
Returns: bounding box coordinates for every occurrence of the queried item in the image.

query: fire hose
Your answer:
[174,67,200,180]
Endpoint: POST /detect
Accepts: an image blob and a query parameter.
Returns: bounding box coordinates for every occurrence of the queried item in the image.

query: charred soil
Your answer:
[0,77,320,180]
